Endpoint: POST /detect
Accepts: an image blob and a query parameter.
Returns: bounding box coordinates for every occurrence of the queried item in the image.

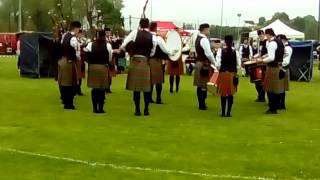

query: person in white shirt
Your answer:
[215,35,241,117]
[277,34,293,110]
[84,30,113,114]
[58,21,81,110]
[149,22,175,104]
[193,23,216,110]
[253,30,268,102]
[239,39,253,76]
[257,28,285,114]
[119,18,157,116]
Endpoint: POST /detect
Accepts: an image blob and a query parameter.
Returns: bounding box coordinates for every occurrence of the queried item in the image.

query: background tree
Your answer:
[258,17,266,26]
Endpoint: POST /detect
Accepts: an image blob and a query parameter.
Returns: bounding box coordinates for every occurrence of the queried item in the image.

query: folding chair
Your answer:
[297,62,310,81]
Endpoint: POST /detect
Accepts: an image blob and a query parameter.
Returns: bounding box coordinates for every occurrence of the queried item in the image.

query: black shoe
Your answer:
[64,105,76,110]
[199,106,207,111]
[106,89,112,94]
[255,99,266,102]
[170,88,173,93]
[150,99,155,103]
[265,110,277,114]
[176,88,179,93]
[156,101,163,104]
[220,114,226,117]
[97,110,106,114]
[135,111,141,116]
[144,109,150,116]
[77,92,84,96]
[226,113,232,117]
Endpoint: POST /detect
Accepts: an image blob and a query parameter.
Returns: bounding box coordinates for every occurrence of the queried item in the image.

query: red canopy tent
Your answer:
[154,21,191,37]
[154,21,177,30]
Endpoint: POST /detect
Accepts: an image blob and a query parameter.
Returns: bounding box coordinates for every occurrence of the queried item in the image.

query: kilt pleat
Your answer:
[284,67,290,91]
[217,72,237,96]
[193,61,211,88]
[167,57,184,76]
[264,66,285,94]
[87,64,109,89]
[58,57,78,86]
[126,56,151,92]
[150,58,164,84]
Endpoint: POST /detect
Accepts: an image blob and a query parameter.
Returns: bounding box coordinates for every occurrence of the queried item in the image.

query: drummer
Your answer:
[253,30,268,102]
[257,28,285,114]
[277,34,292,110]
[194,23,216,110]
[239,39,253,76]
[149,22,176,104]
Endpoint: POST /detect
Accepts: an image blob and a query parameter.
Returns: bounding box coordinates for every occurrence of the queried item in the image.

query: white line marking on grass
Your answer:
[0,147,275,180]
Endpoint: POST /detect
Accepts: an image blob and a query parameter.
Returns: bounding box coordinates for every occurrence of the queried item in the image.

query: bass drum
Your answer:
[165,30,182,61]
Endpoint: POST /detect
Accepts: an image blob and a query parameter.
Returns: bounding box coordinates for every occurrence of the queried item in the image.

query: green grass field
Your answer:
[0,56,320,180]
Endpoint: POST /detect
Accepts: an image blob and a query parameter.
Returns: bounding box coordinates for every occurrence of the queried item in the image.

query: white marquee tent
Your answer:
[249,19,305,40]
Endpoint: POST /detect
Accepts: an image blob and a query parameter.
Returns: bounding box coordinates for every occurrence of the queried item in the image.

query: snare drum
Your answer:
[249,64,266,83]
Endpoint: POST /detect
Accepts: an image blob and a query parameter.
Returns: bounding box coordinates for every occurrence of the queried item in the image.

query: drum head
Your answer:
[166,30,182,61]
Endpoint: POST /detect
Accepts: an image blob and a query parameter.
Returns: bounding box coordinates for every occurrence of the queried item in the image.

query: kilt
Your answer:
[58,57,78,86]
[167,57,184,76]
[217,72,237,96]
[87,64,109,89]
[283,67,290,91]
[149,58,164,84]
[126,56,151,92]
[264,66,285,94]
[193,61,211,88]
[76,60,86,79]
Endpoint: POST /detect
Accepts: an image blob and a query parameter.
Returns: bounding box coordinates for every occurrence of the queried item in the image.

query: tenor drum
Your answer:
[165,30,182,61]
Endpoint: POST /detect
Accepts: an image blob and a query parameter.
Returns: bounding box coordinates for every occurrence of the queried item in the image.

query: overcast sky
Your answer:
[122,0,319,29]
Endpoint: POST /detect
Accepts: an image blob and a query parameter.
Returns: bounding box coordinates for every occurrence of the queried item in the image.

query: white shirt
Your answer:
[198,33,216,65]
[263,37,278,63]
[61,31,80,59]
[121,29,157,57]
[215,48,242,71]
[283,44,293,67]
[239,44,253,59]
[151,32,173,56]
[84,42,113,63]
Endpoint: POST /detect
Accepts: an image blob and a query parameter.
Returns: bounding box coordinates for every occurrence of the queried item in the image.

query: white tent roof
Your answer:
[249,19,305,40]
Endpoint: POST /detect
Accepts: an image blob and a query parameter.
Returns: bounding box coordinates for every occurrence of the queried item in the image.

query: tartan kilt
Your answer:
[87,64,109,89]
[58,57,78,86]
[264,66,285,94]
[217,72,237,96]
[284,67,290,91]
[193,61,211,88]
[149,58,164,84]
[167,57,184,76]
[126,56,151,92]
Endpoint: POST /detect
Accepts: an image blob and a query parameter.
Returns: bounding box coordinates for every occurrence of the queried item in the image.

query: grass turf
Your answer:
[0,56,320,179]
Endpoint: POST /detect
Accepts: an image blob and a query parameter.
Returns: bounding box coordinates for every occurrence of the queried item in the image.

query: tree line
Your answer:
[0,0,124,33]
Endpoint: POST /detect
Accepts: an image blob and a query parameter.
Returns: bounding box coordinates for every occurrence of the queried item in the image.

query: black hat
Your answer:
[104,27,111,31]
[277,34,288,41]
[199,23,210,31]
[257,30,264,35]
[70,21,81,29]
[139,18,150,29]
[265,28,275,36]
[224,35,233,45]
